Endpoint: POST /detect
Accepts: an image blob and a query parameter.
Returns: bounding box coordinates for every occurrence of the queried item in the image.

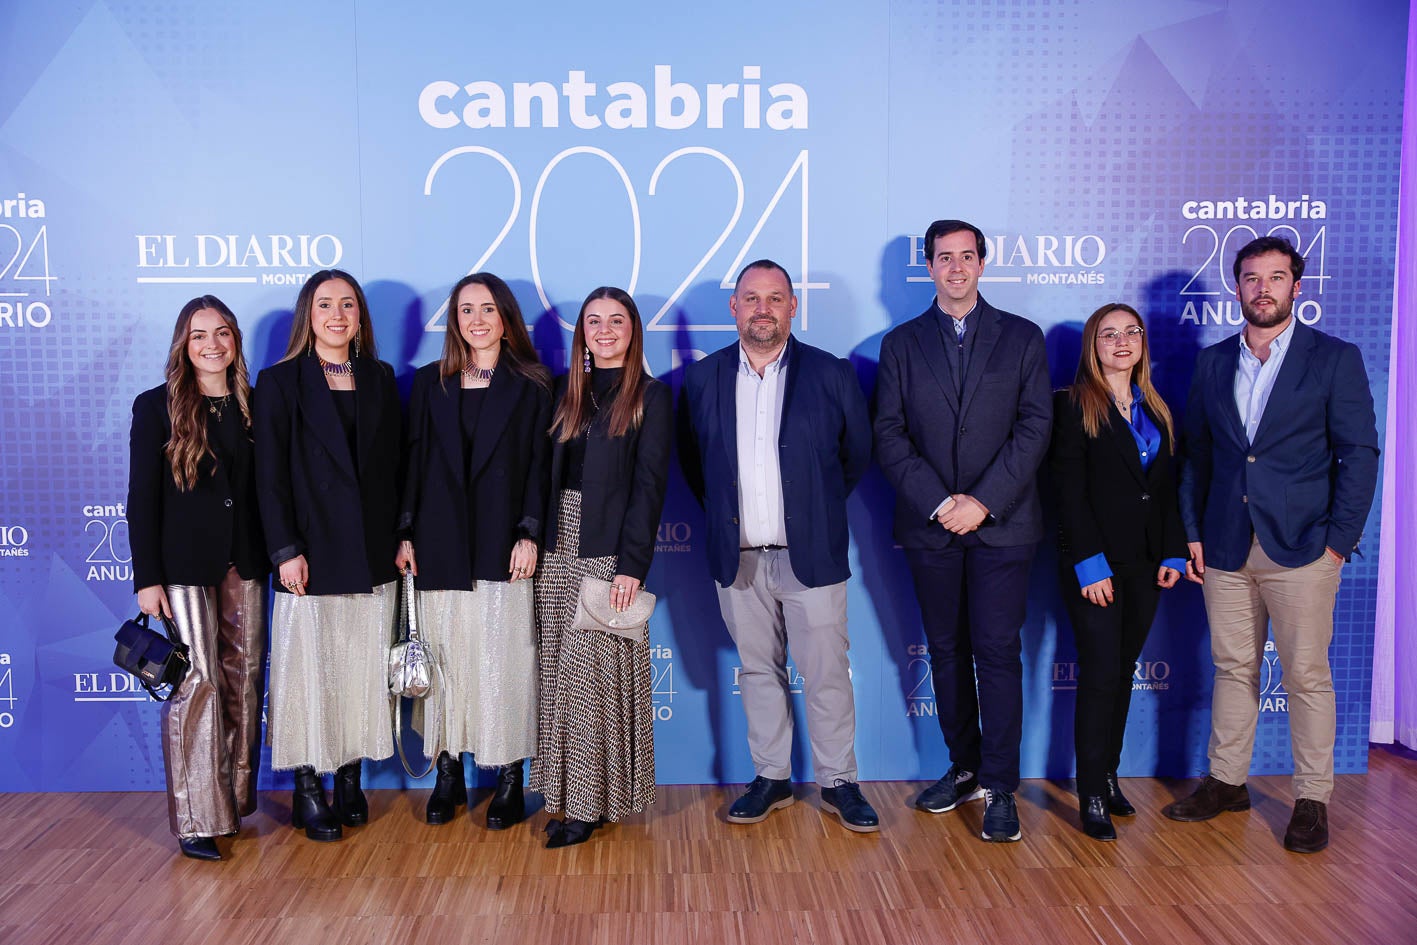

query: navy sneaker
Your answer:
[819,781,880,834]
[914,763,984,813]
[981,788,1021,842]
[727,776,794,824]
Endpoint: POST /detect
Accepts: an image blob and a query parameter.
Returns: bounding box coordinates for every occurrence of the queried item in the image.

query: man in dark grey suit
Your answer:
[874,219,1052,842]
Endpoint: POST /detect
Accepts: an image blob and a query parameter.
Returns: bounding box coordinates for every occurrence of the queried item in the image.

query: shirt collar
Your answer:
[1239,315,1297,360]
[933,297,979,328]
[738,338,790,377]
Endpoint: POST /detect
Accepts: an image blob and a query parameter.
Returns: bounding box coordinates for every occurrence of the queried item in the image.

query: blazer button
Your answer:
[224,498,233,508]
[1140,493,1150,502]
[732,517,739,525]
[1242,495,1248,503]
[1247,455,1256,463]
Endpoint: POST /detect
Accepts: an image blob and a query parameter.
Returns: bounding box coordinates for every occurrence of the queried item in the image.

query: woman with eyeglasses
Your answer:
[1051,303,1187,842]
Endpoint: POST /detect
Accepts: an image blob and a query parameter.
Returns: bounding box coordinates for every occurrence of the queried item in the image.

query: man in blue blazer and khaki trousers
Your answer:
[1168,236,1379,854]
[680,259,877,833]
[874,219,1053,843]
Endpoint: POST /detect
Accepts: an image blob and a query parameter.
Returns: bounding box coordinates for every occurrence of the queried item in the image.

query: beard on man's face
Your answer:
[1242,292,1294,329]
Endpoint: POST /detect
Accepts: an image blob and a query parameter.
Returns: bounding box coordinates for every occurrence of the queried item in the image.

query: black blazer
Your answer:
[254,354,402,596]
[678,335,872,589]
[874,296,1053,549]
[1050,389,1187,578]
[544,375,672,583]
[398,362,552,588]
[127,384,268,590]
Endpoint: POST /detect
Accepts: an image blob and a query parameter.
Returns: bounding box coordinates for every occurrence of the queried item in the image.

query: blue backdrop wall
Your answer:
[0,0,1406,791]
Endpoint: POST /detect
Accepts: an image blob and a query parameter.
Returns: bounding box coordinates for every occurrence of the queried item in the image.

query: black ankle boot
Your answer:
[291,766,342,842]
[1080,794,1117,842]
[426,751,467,825]
[486,759,525,830]
[332,761,369,827]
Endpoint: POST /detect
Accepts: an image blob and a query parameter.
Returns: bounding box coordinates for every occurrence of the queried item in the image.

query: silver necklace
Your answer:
[462,363,495,383]
[207,393,230,422]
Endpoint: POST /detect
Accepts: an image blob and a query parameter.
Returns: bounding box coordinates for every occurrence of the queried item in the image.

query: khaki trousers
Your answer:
[1202,537,1343,802]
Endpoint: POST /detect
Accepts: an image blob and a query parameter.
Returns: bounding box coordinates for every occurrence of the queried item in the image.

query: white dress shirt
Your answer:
[736,342,790,548]
[1235,316,1296,444]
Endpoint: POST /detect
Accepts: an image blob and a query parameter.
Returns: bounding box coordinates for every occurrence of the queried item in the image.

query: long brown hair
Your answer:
[280,269,378,362]
[438,273,549,389]
[550,287,648,442]
[164,296,253,491]
[1069,302,1174,450]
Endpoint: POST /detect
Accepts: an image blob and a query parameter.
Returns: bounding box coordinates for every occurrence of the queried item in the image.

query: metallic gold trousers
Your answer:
[162,567,268,839]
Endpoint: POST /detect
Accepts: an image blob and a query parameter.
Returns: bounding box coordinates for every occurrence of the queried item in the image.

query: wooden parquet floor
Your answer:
[1,748,1414,945]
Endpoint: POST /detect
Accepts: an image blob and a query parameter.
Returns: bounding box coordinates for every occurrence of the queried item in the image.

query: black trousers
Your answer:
[906,535,1035,792]
[1062,566,1161,797]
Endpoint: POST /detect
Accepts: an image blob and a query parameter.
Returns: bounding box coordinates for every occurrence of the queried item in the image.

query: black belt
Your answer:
[740,544,787,552]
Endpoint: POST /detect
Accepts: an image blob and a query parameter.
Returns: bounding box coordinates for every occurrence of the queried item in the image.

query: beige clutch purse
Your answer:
[569,575,656,642]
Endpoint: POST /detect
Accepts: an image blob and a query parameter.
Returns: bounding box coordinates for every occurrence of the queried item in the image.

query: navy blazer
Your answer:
[398,363,552,589]
[874,297,1052,549]
[254,354,402,596]
[1179,321,1379,571]
[1050,389,1187,579]
[544,375,673,583]
[127,384,269,590]
[679,335,871,589]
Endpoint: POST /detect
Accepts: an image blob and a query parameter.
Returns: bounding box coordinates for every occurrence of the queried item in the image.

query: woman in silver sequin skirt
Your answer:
[127,296,269,861]
[396,273,552,829]
[254,270,403,842]
[533,287,673,848]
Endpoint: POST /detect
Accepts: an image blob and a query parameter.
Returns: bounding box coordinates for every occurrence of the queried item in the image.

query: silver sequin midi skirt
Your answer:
[413,579,537,766]
[268,580,397,773]
[530,489,656,822]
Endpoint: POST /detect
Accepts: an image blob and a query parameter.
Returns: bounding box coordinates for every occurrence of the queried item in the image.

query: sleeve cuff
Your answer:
[1074,553,1113,587]
[929,495,954,520]
[1160,557,1187,574]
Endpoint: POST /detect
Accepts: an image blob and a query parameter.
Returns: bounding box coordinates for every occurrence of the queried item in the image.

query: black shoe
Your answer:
[544,817,602,849]
[1079,795,1116,842]
[486,759,526,830]
[914,763,984,814]
[332,761,369,827]
[425,751,467,825]
[1162,775,1250,822]
[291,766,342,842]
[819,781,880,834]
[178,836,222,861]
[1104,773,1136,817]
[1283,798,1329,853]
[726,776,794,824]
[981,788,1021,842]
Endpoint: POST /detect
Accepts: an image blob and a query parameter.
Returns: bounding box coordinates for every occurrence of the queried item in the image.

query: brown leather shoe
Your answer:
[1162,775,1251,822]
[1283,798,1329,853]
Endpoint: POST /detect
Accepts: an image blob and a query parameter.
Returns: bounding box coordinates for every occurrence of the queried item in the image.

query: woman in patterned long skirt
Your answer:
[533,286,673,848]
[254,269,402,842]
[396,273,552,829]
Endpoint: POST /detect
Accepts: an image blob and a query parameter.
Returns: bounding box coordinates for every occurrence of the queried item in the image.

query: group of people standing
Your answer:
[129,270,670,860]
[127,220,1378,863]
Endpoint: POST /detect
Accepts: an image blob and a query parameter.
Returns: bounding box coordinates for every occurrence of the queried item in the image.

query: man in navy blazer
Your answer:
[1167,236,1378,854]
[680,259,876,833]
[874,219,1052,842]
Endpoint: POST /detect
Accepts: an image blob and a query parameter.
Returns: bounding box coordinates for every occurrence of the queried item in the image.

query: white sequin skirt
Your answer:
[412,580,538,766]
[268,581,398,773]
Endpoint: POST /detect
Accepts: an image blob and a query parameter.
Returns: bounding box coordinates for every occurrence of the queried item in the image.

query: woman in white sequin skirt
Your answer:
[532,287,673,848]
[128,296,268,862]
[396,273,552,830]
[254,269,403,843]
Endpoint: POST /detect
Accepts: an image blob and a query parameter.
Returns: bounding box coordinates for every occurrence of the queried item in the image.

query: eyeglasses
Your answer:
[1098,327,1144,346]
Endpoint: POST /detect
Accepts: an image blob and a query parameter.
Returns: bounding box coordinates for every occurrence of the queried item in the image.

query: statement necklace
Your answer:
[462,362,495,383]
[207,393,231,422]
[320,356,354,377]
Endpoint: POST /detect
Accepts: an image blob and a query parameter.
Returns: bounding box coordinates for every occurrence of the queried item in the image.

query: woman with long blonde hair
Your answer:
[127,295,268,860]
[1051,302,1187,842]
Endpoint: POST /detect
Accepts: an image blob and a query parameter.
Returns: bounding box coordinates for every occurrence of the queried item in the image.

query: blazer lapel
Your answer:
[298,355,356,478]
[1249,323,1314,449]
[959,302,1000,417]
[428,372,465,485]
[353,357,382,474]
[912,312,961,414]
[1212,339,1247,446]
[1103,406,1147,488]
[717,348,740,474]
[466,367,517,481]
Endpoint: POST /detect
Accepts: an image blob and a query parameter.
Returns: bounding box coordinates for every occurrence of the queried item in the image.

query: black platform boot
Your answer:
[291,766,342,842]
[485,759,525,830]
[332,760,369,827]
[426,751,467,825]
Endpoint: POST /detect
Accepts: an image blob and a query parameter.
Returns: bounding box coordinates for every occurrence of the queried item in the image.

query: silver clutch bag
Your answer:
[570,575,656,643]
[389,569,433,699]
